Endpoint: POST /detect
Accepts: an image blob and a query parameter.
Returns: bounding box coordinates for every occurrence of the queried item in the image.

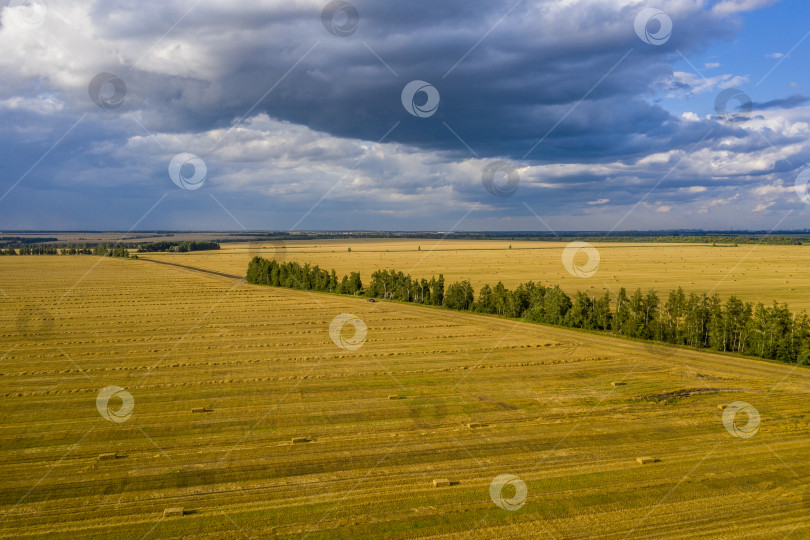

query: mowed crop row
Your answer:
[0,256,808,539]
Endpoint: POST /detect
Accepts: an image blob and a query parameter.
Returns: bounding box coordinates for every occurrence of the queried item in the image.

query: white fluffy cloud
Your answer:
[712,0,779,16]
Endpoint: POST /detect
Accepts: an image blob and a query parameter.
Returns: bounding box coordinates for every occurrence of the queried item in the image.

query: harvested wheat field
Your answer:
[138,239,810,313]
[1,255,808,538]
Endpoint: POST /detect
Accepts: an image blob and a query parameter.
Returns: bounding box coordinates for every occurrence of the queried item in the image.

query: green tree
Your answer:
[445,280,474,310]
[432,275,445,306]
[542,285,571,325]
[474,284,495,314]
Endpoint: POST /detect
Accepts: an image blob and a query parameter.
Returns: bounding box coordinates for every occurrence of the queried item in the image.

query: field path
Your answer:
[137,256,244,281]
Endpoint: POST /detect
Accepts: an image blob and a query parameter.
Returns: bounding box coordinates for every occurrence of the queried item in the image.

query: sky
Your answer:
[1,0,810,232]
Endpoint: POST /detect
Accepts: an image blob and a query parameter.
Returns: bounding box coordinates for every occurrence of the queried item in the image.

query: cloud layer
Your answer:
[1,0,808,231]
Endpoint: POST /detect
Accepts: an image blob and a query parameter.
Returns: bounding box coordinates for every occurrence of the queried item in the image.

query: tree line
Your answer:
[1,246,63,255]
[246,256,810,366]
[136,240,220,253]
[0,240,219,255]
[92,244,130,258]
[225,230,810,245]
[247,257,363,295]
[0,244,130,257]
[0,237,58,248]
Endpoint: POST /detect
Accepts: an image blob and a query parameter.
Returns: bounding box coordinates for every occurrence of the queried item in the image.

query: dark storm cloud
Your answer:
[753,94,810,110]
[73,0,740,162]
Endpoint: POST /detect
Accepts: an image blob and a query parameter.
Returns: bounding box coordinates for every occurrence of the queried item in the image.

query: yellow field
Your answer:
[137,239,810,312]
[1,255,808,538]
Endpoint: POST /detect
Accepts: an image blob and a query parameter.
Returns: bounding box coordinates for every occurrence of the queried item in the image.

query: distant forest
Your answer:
[0,239,219,255]
[135,240,220,253]
[3,231,810,248]
[227,231,810,245]
[247,256,810,366]
[0,244,130,257]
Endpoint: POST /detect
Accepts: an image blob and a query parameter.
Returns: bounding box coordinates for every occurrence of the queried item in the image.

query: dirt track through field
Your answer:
[138,256,243,280]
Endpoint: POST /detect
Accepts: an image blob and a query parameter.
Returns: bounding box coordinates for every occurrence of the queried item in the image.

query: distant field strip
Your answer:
[0,256,808,538]
[138,239,810,313]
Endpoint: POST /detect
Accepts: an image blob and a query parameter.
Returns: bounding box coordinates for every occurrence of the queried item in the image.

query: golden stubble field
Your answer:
[0,255,808,538]
[138,239,810,313]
